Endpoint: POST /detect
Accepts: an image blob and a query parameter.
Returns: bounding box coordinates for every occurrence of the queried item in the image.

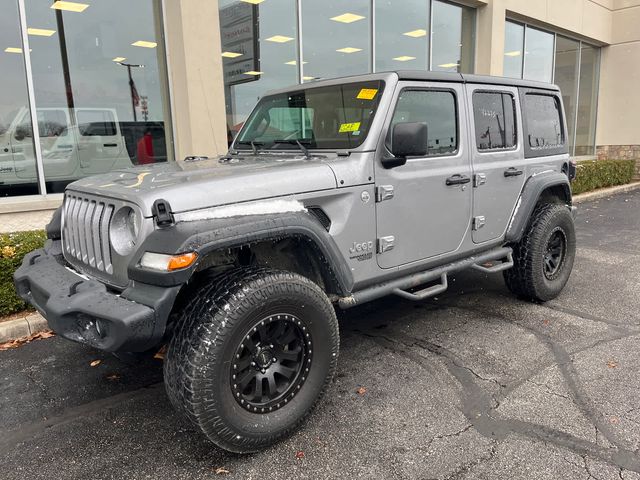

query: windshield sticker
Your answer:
[339,122,361,133]
[357,88,378,100]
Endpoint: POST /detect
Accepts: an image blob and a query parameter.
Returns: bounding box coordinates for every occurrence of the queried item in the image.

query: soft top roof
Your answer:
[264,70,559,97]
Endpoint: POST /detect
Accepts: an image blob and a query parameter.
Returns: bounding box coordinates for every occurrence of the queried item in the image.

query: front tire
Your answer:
[504,203,576,302]
[164,268,339,453]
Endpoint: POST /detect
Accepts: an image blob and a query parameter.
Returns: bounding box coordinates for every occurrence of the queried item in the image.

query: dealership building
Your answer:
[0,0,638,229]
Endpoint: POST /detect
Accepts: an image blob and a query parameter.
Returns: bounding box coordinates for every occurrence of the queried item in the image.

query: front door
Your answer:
[465,85,526,243]
[375,82,472,269]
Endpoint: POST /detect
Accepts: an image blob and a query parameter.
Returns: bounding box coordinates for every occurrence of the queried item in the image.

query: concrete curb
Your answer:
[0,313,49,344]
[573,182,640,204]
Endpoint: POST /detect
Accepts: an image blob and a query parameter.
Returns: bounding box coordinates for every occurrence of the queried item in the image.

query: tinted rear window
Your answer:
[473,92,516,151]
[523,94,564,149]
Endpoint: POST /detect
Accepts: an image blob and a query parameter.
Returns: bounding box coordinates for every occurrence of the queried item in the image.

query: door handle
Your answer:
[445,174,471,186]
[103,143,118,147]
[504,167,524,177]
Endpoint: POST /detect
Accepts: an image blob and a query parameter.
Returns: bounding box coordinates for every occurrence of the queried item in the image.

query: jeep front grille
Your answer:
[62,194,115,274]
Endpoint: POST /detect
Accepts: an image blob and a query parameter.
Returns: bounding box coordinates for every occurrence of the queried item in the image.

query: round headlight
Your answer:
[110,206,140,256]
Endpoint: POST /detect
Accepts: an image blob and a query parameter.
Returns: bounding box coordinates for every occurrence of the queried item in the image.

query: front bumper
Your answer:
[14,240,180,352]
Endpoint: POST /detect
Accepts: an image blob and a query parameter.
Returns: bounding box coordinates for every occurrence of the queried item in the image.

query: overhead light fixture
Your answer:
[303,76,317,81]
[243,70,263,75]
[221,51,243,58]
[50,1,89,12]
[132,40,157,48]
[403,29,427,38]
[5,47,24,54]
[393,55,416,62]
[240,0,265,4]
[112,57,126,62]
[336,47,362,54]
[265,35,294,43]
[284,60,307,65]
[504,50,522,57]
[27,28,56,37]
[438,62,459,68]
[331,13,365,23]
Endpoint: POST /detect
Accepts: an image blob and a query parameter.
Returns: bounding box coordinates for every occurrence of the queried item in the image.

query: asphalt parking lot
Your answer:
[1,190,640,480]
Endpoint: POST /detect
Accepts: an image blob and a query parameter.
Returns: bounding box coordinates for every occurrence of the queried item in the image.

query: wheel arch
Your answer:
[129,211,353,297]
[505,171,572,243]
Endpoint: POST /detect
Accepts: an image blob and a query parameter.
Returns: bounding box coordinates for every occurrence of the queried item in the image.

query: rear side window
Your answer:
[388,89,458,156]
[472,92,516,151]
[76,110,117,136]
[523,94,564,149]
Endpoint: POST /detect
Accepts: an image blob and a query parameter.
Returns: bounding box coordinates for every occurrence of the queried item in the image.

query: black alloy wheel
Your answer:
[231,314,311,413]
[543,227,567,280]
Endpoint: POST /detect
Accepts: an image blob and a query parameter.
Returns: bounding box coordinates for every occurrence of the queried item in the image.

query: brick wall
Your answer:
[596,145,640,179]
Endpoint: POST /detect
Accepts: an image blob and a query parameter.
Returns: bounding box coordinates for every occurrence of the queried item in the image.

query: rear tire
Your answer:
[504,203,576,302]
[163,268,339,453]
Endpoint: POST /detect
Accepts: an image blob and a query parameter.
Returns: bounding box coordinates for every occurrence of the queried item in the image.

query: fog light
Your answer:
[140,252,197,272]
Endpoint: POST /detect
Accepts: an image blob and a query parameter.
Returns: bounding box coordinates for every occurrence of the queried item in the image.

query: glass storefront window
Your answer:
[504,22,600,156]
[220,0,298,138]
[431,0,474,73]
[523,27,554,83]
[0,0,39,197]
[301,0,370,81]
[375,0,429,72]
[575,45,599,156]
[19,0,172,195]
[503,21,524,78]
[554,36,580,153]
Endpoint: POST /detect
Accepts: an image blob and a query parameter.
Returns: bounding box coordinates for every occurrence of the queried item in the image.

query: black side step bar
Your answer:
[338,247,513,309]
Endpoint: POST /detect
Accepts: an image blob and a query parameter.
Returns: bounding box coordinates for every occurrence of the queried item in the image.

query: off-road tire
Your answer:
[504,203,576,302]
[163,268,339,453]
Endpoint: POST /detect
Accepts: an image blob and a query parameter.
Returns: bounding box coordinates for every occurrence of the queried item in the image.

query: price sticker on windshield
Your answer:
[357,88,378,100]
[339,122,361,133]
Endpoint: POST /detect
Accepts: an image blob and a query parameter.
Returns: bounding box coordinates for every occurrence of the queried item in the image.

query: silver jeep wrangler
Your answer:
[15,71,577,453]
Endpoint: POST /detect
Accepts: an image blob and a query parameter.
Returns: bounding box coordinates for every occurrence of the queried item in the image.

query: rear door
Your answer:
[466,85,525,243]
[76,109,130,174]
[375,81,472,268]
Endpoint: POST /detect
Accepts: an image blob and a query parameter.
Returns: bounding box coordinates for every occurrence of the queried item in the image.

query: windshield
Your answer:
[234,80,385,151]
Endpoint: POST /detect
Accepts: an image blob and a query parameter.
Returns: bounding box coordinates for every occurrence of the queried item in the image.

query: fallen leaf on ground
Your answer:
[607,360,618,369]
[154,345,167,360]
[105,373,121,381]
[0,329,55,351]
[90,359,102,367]
[214,467,230,475]
[295,451,305,459]
[609,416,620,424]
[356,386,367,395]
[542,319,550,326]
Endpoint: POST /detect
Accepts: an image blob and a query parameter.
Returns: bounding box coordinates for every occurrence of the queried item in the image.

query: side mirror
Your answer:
[383,122,428,169]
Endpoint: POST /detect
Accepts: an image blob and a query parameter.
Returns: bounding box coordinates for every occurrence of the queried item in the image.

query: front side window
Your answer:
[388,89,457,156]
[236,81,384,150]
[473,92,516,151]
[524,94,564,149]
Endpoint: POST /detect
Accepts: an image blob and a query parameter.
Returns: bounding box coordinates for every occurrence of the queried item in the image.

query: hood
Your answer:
[67,153,338,216]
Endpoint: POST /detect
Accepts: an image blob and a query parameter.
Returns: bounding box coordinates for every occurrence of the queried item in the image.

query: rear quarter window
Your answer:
[523,94,563,149]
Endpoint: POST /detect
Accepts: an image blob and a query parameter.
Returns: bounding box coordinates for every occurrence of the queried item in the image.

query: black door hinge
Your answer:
[152,199,174,227]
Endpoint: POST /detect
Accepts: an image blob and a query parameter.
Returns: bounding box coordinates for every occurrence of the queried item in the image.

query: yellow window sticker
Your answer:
[357,88,378,100]
[339,122,361,133]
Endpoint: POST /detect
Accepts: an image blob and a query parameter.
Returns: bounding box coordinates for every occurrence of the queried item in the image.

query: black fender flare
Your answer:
[127,211,353,294]
[505,171,572,243]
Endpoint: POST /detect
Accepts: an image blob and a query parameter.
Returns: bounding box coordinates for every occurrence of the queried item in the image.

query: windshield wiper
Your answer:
[235,140,264,155]
[272,139,313,158]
